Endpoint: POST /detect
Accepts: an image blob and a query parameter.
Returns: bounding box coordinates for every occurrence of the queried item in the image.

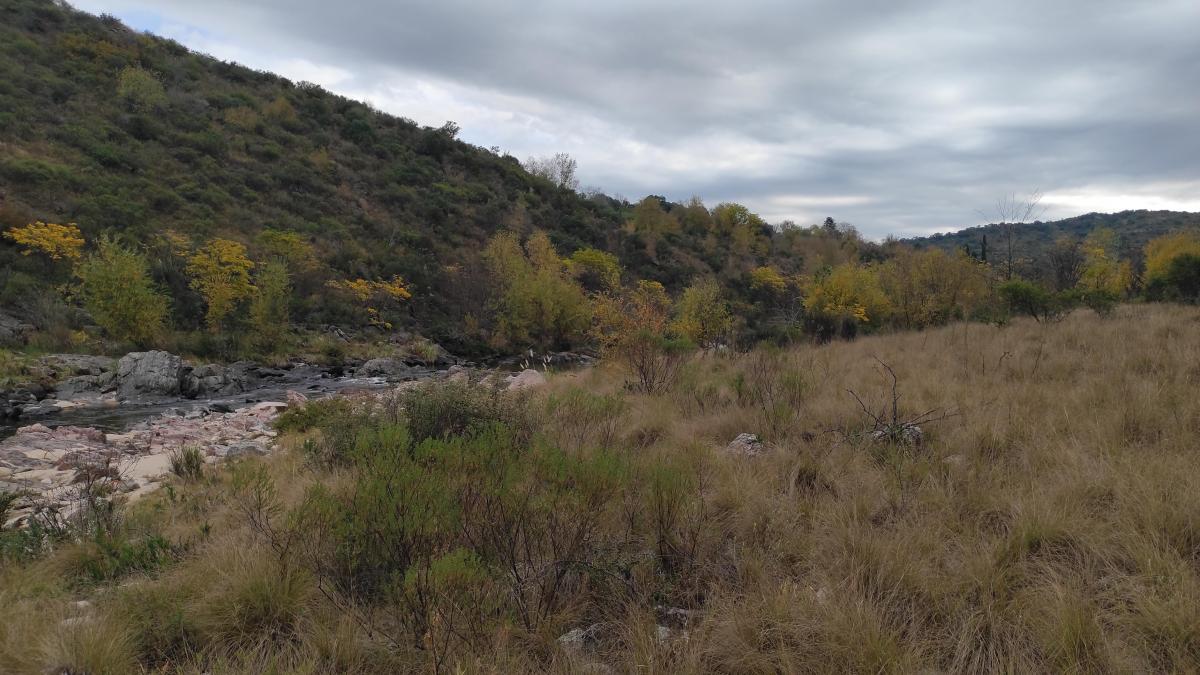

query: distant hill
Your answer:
[905,210,1200,267]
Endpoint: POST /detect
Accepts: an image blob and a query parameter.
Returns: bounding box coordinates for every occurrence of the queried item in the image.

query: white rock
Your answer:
[506,369,547,391]
[725,433,765,456]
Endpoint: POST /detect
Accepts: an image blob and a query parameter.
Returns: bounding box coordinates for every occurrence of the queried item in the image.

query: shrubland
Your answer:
[3,304,1200,673]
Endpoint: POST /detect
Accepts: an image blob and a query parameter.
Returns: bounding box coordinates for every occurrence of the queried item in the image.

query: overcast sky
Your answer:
[74,0,1200,238]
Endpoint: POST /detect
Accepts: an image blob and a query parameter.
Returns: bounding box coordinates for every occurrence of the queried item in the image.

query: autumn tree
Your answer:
[483,230,591,350]
[594,280,692,393]
[1143,232,1200,301]
[4,222,84,261]
[569,248,622,292]
[1077,228,1131,315]
[75,236,169,347]
[803,263,890,340]
[673,277,733,349]
[248,259,292,353]
[878,249,988,329]
[326,276,412,329]
[186,238,255,332]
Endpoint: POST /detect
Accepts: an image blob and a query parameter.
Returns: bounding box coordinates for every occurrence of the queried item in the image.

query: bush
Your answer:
[169,446,204,481]
[397,380,537,447]
[545,387,627,451]
[274,396,353,434]
[998,279,1073,322]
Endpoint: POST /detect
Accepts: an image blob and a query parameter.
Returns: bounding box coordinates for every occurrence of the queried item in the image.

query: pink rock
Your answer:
[17,424,52,435]
[286,390,308,407]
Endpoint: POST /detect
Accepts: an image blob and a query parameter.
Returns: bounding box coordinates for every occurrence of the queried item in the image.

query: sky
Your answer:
[73,0,1200,238]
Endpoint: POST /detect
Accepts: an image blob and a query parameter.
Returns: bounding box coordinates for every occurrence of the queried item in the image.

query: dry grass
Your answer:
[3,304,1200,673]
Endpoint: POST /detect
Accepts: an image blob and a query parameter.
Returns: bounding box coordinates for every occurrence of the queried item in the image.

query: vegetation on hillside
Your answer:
[6,0,1197,364]
[4,306,1200,672]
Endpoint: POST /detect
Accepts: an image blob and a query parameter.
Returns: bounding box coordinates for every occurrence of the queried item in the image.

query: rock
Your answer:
[871,424,923,446]
[54,372,117,399]
[117,351,187,400]
[356,357,415,378]
[0,311,34,347]
[506,369,547,391]
[286,390,309,407]
[558,623,606,652]
[655,606,700,630]
[447,369,469,385]
[726,433,765,456]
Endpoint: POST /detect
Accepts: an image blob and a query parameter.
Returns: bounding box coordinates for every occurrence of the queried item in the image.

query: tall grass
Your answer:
[1,305,1199,672]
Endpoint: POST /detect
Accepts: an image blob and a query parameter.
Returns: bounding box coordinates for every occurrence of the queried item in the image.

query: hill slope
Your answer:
[0,0,631,349]
[905,210,1200,266]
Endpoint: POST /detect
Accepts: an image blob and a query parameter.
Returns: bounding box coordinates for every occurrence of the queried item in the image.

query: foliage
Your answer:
[998,279,1073,323]
[878,249,988,329]
[326,276,412,330]
[75,236,170,346]
[673,277,733,348]
[803,262,891,340]
[483,230,592,350]
[569,247,622,292]
[4,221,84,261]
[1144,232,1200,301]
[169,446,204,481]
[595,280,694,393]
[749,265,788,294]
[523,152,579,190]
[116,66,166,110]
[186,238,254,332]
[247,259,291,353]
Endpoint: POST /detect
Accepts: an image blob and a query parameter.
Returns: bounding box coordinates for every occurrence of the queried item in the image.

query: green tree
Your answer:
[569,248,622,292]
[248,259,291,353]
[673,277,732,348]
[484,230,592,351]
[75,236,169,346]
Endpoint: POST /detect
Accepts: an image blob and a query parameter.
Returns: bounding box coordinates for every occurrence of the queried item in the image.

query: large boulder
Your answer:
[506,369,547,391]
[55,372,117,399]
[725,433,765,456]
[117,351,187,400]
[0,312,33,348]
[183,363,252,398]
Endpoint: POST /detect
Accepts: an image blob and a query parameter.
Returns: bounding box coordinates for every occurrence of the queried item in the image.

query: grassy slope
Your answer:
[4,304,1200,673]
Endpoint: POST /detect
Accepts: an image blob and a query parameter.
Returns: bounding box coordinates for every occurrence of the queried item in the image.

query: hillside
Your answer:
[0,0,633,350]
[906,210,1200,269]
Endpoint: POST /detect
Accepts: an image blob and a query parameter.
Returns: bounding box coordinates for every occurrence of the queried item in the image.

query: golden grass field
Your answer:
[3,304,1200,674]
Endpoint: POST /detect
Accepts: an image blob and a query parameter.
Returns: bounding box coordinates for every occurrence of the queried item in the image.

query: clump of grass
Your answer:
[169,445,204,481]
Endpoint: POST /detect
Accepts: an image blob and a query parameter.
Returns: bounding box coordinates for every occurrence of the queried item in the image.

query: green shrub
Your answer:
[545,387,627,450]
[67,534,173,584]
[169,446,204,481]
[998,279,1074,323]
[274,396,354,435]
[398,381,537,447]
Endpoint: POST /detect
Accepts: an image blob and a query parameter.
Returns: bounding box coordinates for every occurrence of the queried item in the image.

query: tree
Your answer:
[749,266,788,295]
[803,263,890,339]
[523,153,580,190]
[1144,232,1200,298]
[116,66,166,111]
[1077,228,1131,315]
[569,248,622,292]
[625,196,679,260]
[4,222,84,261]
[75,236,169,346]
[326,276,412,329]
[673,277,732,349]
[187,238,255,332]
[248,259,291,353]
[483,230,592,350]
[594,280,692,393]
[878,249,988,329]
[1045,236,1084,291]
[983,190,1045,280]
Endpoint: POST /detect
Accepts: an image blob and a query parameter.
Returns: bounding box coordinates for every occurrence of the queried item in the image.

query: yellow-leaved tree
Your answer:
[186,238,255,332]
[1076,228,1131,315]
[1143,232,1200,296]
[483,230,591,351]
[326,276,412,329]
[4,222,85,261]
[673,277,733,349]
[594,279,692,393]
[878,249,988,329]
[568,248,622,292]
[803,263,890,340]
